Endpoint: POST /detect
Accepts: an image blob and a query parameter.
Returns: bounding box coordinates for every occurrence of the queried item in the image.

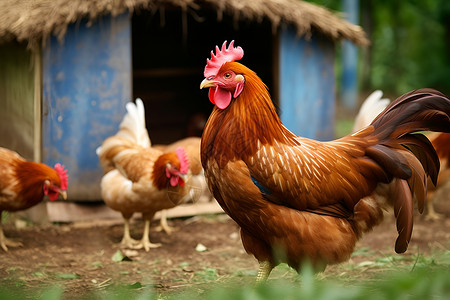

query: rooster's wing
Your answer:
[245,129,388,216]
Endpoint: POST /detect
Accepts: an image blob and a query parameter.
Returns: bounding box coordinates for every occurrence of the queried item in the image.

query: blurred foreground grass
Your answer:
[1,250,449,300]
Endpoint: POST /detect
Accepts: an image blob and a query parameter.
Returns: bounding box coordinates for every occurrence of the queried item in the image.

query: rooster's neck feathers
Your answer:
[202,62,297,167]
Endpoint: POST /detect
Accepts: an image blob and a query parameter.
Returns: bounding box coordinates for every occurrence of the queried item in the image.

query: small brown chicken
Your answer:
[0,148,68,251]
[154,136,209,233]
[425,132,450,220]
[97,99,195,251]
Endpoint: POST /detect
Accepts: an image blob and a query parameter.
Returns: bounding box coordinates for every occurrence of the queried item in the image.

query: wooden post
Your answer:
[341,0,360,111]
[34,47,42,163]
[278,27,335,141]
[41,13,132,201]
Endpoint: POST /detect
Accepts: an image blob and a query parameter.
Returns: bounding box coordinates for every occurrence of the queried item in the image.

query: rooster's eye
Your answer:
[224,73,231,79]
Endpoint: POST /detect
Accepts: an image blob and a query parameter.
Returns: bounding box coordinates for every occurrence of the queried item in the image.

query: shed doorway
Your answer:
[132,8,275,144]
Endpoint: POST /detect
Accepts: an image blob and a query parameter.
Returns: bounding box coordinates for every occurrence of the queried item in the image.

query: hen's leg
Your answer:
[0,213,23,251]
[133,213,161,251]
[157,210,177,235]
[256,261,274,283]
[133,220,162,251]
[140,219,162,251]
[425,199,443,221]
[120,215,139,248]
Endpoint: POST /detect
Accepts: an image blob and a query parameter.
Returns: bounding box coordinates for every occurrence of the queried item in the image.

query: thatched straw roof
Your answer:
[0,0,369,49]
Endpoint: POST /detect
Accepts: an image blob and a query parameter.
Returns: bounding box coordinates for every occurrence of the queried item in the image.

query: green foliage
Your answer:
[37,286,64,300]
[194,267,218,281]
[1,251,449,299]
[369,0,450,94]
[176,264,450,300]
[307,0,450,95]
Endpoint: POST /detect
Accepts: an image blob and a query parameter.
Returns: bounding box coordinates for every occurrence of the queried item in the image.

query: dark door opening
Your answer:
[132,7,274,144]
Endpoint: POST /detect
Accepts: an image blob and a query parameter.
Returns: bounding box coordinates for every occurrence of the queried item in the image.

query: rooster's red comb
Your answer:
[204,40,244,78]
[176,147,189,174]
[54,163,68,191]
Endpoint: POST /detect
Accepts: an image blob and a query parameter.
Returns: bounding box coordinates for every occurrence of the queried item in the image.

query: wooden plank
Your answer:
[34,46,42,163]
[46,201,224,223]
[0,44,48,224]
[0,43,35,159]
[278,27,335,141]
[41,13,132,201]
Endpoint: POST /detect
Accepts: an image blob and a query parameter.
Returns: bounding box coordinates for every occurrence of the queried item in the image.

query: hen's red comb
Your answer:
[54,163,68,190]
[176,147,189,174]
[204,40,244,78]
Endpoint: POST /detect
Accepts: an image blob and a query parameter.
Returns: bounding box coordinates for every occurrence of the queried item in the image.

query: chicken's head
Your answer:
[43,163,68,201]
[200,40,246,109]
[153,147,189,189]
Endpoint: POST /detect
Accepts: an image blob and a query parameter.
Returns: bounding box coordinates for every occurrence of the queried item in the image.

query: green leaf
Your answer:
[127,282,142,289]
[56,273,80,279]
[179,261,190,267]
[112,250,124,262]
[111,250,132,262]
[91,261,103,268]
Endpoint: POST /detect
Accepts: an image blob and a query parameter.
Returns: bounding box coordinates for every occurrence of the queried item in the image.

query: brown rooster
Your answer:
[199,41,450,281]
[97,99,194,251]
[0,148,68,251]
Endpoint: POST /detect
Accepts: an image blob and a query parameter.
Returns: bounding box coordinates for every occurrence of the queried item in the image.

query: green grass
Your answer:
[1,251,449,300]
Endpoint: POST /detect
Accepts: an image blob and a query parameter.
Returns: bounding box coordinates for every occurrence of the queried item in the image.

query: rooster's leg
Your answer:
[0,214,23,251]
[134,219,161,252]
[157,210,177,235]
[120,217,139,248]
[256,261,273,283]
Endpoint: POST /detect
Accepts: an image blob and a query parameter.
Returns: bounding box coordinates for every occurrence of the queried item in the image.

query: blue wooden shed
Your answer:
[0,0,367,207]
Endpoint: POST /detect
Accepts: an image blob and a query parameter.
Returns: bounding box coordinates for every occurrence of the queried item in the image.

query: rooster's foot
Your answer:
[256,261,274,283]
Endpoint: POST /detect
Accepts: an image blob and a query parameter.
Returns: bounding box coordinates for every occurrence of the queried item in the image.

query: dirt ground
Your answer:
[0,187,449,299]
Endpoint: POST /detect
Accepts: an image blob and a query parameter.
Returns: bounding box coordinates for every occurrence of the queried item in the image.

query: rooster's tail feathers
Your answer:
[117,98,151,148]
[367,88,450,253]
[371,89,450,140]
[368,88,450,185]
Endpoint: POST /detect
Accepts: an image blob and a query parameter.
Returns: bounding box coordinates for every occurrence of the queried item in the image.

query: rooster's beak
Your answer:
[200,78,217,89]
[59,190,68,200]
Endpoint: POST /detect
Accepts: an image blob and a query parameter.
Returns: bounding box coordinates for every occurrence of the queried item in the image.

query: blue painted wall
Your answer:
[42,13,131,200]
[278,27,335,141]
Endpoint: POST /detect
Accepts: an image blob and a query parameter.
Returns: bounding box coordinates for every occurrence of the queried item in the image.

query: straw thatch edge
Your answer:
[0,0,369,49]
